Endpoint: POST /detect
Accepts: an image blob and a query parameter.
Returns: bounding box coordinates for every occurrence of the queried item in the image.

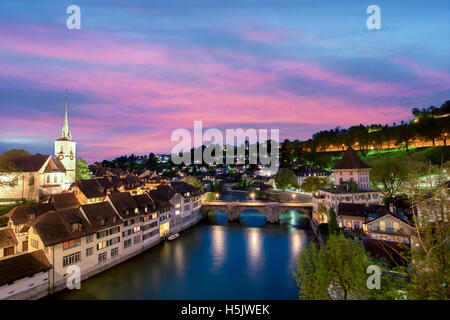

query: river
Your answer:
[50,192,313,300]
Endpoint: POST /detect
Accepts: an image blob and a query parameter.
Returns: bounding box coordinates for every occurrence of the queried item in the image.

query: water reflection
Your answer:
[279,210,308,231]
[208,209,228,225]
[210,226,226,271]
[290,231,304,262]
[173,241,185,278]
[246,228,263,278]
[49,211,313,300]
[239,210,267,227]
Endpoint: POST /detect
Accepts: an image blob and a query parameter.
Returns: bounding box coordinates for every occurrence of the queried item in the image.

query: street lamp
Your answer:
[215,193,219,200]
[291,193,296,201]
[250,192,255,201]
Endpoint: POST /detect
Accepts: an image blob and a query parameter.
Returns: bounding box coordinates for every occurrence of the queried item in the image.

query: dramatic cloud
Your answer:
[0,0,448,161]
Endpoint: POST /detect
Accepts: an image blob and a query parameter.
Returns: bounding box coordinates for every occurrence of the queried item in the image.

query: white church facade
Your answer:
[0,94,76,202]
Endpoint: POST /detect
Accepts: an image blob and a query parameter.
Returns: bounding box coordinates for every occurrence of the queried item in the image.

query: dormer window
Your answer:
[98,217,105,226]
[71,223,82,232]
[145,207,148,212]
[28,213,35,219]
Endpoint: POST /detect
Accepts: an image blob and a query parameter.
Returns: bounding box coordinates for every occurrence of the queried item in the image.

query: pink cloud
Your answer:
[0,22,445,160]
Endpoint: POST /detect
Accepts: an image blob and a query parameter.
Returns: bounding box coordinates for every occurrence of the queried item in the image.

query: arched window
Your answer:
[28,176,35,185]
[46,175,50,183]
[54,176,57,183]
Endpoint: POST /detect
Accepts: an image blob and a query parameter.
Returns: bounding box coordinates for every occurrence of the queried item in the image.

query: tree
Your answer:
[417,115,443,146]
[146,153,159,167]
[301,176,329,194]
[394,123,416,152]
[317,203,328,224]
[407,165,449,300]
[274,168,299,190]
[204,192,216,202]
[0,150,29,187]
[328,208,338,235]
[75,158,91,180]
[292,242,329,299]
[370,158,411,198]
[280,139,293,168]
[0,149,30,157]
[209,180,224,193]
[182,176,204,191]
[294,234,374,299]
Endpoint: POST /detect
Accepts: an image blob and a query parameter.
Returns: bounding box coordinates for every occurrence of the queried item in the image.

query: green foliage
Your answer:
[300,176,329,193]
[232,178,252,191]
[293,242,329,299]
[204,192,216,202]
[0,149,30,157]
[370,157,412,198]
[274,168,299,190]
[294,234,407,300]
[294,234,370,299]
[328,208,338,235]
[182,176,204,191]
[0,150,28,187]
[75,158,91,180]
[209,180,224,193]
[407,174,450,300]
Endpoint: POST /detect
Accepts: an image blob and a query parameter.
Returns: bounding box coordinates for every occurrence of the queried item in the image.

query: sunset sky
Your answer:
[0,0,448,162]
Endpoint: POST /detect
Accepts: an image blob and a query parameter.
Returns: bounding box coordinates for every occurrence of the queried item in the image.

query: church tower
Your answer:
[54,91,76,185]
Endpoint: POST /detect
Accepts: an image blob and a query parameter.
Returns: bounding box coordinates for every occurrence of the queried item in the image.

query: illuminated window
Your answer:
[380,221,386,231]
[97,241,107,250]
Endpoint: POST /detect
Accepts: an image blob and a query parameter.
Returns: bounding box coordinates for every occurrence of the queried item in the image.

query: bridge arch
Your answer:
[201,201,312,224]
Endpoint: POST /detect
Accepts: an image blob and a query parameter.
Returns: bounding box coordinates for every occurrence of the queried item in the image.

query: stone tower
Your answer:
[332,147,372,191]
[54,91,76,185]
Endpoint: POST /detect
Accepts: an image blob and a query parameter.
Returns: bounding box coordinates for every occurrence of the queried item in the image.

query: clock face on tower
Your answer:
[58,154,64,160]
[70,155,74,160]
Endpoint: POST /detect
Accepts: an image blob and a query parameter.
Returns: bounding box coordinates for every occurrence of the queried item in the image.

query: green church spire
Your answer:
[60,89,72,140]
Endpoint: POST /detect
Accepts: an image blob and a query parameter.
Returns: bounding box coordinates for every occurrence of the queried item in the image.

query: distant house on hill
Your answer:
[296,168,332,186]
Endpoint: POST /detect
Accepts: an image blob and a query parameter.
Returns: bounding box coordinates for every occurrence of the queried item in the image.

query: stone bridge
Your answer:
[201,201,313,223]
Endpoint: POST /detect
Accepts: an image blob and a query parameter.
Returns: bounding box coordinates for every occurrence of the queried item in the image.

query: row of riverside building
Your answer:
[0,180,203,300]
[0,97,204,299]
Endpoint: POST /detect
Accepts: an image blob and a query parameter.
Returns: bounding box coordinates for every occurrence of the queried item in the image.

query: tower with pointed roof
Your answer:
[54,91,76,185]
[333,146,372,191]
